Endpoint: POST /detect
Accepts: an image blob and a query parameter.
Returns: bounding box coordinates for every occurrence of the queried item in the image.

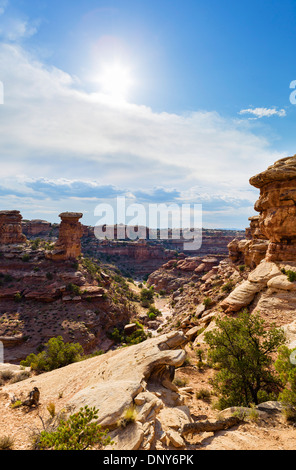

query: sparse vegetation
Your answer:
[196,388,211,401]
[275,345,296,422]
[281,268,296,283]
[118,405,138,428]
[205,310,285,409]
[38,406,112,450]
[140,286,154,307]
[221,281,234,293]
[147,305,162,319]
[203,297,212,307]
[66,283,82,297]
[20,336,83,372]
[0,435,14,450]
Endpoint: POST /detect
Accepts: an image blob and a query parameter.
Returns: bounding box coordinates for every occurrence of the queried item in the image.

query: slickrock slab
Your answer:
[221,261,282,312]
[67,331,188,429]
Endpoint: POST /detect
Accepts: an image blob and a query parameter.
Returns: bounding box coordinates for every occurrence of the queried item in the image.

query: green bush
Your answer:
[20,336,83,372]
[275,345,296,421]
[205,310,285,408]
[66,283,82,296]
[140,287,154,307]
[203,297,212,307]
[281,268,296,282]
[14,292,23,303]
[221,281,234,293]
[147,305,162,319]
[38,406,112,450]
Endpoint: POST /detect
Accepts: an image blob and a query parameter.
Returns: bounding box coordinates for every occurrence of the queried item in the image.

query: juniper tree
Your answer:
[204,310,285,408]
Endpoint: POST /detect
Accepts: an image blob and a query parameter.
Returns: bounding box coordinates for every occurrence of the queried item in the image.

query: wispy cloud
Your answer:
[239,107,286,119]
[0,0,8,15]
[0,2,39,41]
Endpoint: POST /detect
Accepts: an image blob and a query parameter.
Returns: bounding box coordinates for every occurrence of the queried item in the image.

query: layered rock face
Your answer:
[22,219,52,237]
[47,212,83,261]
[228,216,268,269]
[250,155,296,262]
[222,155,296,321]
[0,211,27,245]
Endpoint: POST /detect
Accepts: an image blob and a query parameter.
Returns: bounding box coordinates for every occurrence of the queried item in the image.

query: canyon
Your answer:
[1,155,296,451]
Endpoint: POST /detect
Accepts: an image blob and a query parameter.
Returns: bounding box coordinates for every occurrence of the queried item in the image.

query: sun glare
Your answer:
[98,63,133,101]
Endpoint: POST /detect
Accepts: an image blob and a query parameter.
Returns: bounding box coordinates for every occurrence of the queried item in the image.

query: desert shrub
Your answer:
[125,322,147,345]
[196,388,211,401]
[14,292,23,303]
[0,369,14,381]
[0,435,14,450]
[108,327,124,344]
[275,345,296,422]
[287,271,296,282]
[205,310,285,408]
[9,370,31,383]
[281,268,296,282]
[221,281,234,293]
[118,405,138,428]
[66,283,82,296]
[38,406,112,450]
[147,305,162,319]
[140,287,154,307]
[22,254,30,262]
[47,402,56,418]
[203,297,212,307]
[81,257,100,279]
[108,322,147,346]
[10,400,22,409]
[20,336,83,372]
[31,238,41,250]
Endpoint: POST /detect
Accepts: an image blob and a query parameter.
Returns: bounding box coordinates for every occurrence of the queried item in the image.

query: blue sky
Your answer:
[0,0,296,229]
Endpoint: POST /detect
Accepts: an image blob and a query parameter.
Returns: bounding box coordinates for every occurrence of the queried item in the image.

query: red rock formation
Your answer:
[47,212,83,261]
[250,155,296,262]
[22,219,52,237]
[0,210,26,245]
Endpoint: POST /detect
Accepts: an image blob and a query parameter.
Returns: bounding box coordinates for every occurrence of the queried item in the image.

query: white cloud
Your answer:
[239,107,287,119]
[0,0,8,15]
[0,42,285,228]
[0,2,39,41]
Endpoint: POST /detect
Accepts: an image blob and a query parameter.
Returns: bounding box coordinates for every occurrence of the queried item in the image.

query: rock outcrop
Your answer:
[4,331,192,450]
[250,155,296,262]
[0,211,139,363]
[0,211,27,245]
[147,255,222,293]
[46,212,83,261]
[22,219,52,237]
[221,155,296,322]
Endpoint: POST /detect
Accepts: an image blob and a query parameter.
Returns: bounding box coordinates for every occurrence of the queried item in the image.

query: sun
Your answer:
[98,63,133,101]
